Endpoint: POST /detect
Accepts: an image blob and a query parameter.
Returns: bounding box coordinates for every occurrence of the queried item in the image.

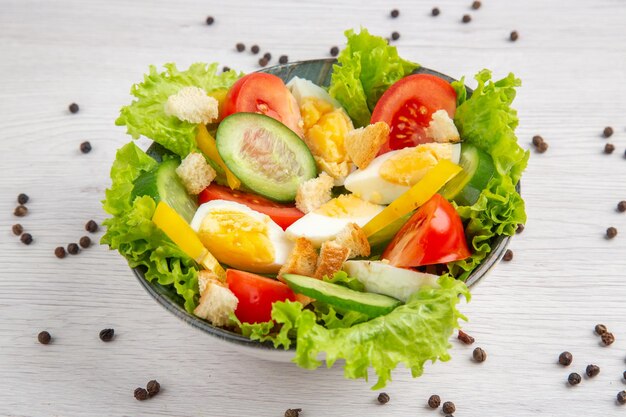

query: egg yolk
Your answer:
[380,143,454,186]
[300,97,353,164]
[196,210,275,270]
[316,194,382,218]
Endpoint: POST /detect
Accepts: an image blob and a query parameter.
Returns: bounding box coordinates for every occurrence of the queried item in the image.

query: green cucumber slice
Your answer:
[216,113,317,202]
[132,159,197,223]
[441,143,495,206]
[282,274,402,318]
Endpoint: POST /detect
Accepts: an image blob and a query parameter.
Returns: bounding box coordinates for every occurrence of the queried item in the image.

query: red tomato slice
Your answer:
[223,72,304,137]
[198,184,304,229]
[371,74,457,154]
[382,194,470,267]
[226,269,297,324]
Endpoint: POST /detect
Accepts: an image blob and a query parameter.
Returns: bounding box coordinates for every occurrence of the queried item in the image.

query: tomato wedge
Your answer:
[371,74,457,154]
[198,184,304,229]
[226,269,297,324]
[382,194,470,267]
[223,72,304,137]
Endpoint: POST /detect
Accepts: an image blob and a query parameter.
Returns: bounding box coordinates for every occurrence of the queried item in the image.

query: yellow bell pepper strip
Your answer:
[152,201,226,281]
[207,88,228,120]
[362,159,462,238]
[196,123,241,190]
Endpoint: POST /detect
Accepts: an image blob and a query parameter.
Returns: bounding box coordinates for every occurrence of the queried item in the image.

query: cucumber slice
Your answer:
[282,274,402,318]
[132,159,197,223]
[441,143,495,206]
[216,113,317,202]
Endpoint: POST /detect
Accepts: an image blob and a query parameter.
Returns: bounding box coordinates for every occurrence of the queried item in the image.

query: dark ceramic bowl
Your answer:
[132,59,514,359]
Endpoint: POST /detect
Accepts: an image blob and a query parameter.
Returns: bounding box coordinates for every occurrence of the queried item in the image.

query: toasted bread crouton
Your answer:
[345,122,390,169]
[332,223,371,259]
[278,237,318,280]
[165,86,219,124]
[194,272,238,326]
[197,270,222,295]
[295,172,334,214]
[425,109,460,143]
[314,241,350,279]
[314,157,351,185]
[175,152,217,195]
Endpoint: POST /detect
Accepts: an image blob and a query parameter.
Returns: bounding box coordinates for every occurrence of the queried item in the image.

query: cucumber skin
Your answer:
[282,274,401,318]
[441,143,495,206]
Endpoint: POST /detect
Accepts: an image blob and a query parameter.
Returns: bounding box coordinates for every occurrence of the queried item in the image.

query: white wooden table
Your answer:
[2,0,626,415]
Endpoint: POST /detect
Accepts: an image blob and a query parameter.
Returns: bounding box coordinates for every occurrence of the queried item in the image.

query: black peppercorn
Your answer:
[532,135,544,146]
[67,243,80,255]
[585,364,600,378]
[568,372,582,385]
[391,31,400,41]
[606,227,618,239]
[85,220,98,233]
[236,43,245,52]
[516,223,525,234]
[222,66,230,73]
[603,126,613,138]
[536,141,549,153]
[134,387,149,401]
[263,52,271,61]
[510,31,519,41]
[205,16,214,25]
[38,331,51,345]
[17,193,29,205]
[428,394,441,409]
[79,236,91,248]
[462,14,472,23]
[390,9,399,18]
[279,55,288,64]
[99,328,115,342]
[442,401,456,414]
[330,46,339,57]
[20,233,33,245]
[54,246,66,259]
[473,347,487,362]
[472,0,481,9]
[147,380,160,396]
[12,224,23,236]
[432,7,440,16]
[258,57,268,67]
[80,141,92,154]
[458,330,475,345]
[14,205,28,217]
[502,249,513,262]
[284,409,302,417]
[601,332,615,345]
[69,103,79,113]
[250,45,260,54]
[595,324,607,336]
[623,370,626,381]
[618,201,626,213]
[558,351,573,366]
[377,392,390,404]
[605,143,615,154]
[618,391,626,405]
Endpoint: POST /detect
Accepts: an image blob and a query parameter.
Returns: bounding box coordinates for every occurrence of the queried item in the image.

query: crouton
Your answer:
[295,172,334,214]
[314,157,350,185]
[175,152,217,195]
[314,241,350,279]
[278,237,318,280]
[193,272,238,326]
[332,223,370,259]
[164,86,219,124]
[345,122,390,169]
[425,109,460,143]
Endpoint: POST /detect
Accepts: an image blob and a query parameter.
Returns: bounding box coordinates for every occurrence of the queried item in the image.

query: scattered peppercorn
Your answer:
[377,392,390,404]
[12,224,23,236]
[605,143,615,154]
[205,16,214,25]
[559,351,573,366]
[146,380,160,397]
[38,331,51,344]
[263,52,271,61]
[284,409,302,417]
[502,249,513,262]
[236,43,245,52]
[516,223,525,234]
[536,141,549,153]
[595,324,607,336]
[14,205,28,217]
[67,243,80,255]
[250,45,260,54]
[458,329,475,345]
[617,391,626,405]
[391,31,400,41]
[390,9,399,18]
[606,227,618,239]
[17,193,29,205]
[432,7,440,16]
[428,394,441,409]
[601,332,615,346]
[330,46,339,57]
[462,14,472,23]
[568,372,582,385]
[54,246,66,259]
[585,364,600,378]
[85,220,98,233]
[69,103,79,113]
[279,55,288,64]
[442,401,456,414]
[603,126,613,138]
[618,201,626,212]
[623,370,626,380]
[79,236,91,248]
[532,135,544,146]
[20,233,33,245]
[258,57,268,67]
[134,387,149,401]
[99,328,115,342]
[473,347,487,362]
[80,141,92,154]
[472,1,481,9]
[510,31,519,41]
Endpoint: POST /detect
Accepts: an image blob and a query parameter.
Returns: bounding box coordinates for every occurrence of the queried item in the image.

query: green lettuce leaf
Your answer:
[329,28,419,127]
[101,142,200,312]
[116,63,241,157]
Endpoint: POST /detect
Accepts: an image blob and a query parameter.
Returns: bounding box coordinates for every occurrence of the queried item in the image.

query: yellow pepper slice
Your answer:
[362,159,462,238]
[196,124,241,190]
[152,201,226,281]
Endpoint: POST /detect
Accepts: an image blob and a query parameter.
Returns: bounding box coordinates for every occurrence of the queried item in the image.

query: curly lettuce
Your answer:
[116,63,241,157]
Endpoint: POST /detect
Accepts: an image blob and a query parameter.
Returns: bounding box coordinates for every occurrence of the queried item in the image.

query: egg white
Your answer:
[286,76,342,108]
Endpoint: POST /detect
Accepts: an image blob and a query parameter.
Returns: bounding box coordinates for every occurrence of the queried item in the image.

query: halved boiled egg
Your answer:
[344,142,461,204]
[285,194,384,246]
[190,200,294,273]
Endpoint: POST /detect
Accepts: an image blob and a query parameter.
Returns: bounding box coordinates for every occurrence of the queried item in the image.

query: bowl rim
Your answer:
[131,58,515,350]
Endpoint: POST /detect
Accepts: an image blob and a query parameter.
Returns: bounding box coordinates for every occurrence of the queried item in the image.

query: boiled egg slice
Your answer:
[190,200,294,273]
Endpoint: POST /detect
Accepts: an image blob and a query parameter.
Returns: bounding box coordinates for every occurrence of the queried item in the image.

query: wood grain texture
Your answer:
[1,0,626,415]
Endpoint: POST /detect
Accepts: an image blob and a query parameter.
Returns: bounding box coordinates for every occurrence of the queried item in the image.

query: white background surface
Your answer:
[1,0,626,416]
